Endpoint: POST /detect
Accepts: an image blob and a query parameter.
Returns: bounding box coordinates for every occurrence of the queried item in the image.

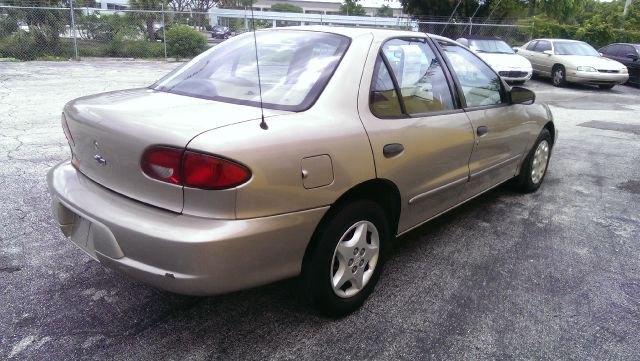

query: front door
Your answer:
[435,39,532,199]
[358,37,476,233]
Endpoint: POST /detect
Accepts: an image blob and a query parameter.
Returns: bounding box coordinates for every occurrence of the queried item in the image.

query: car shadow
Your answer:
[41,183,536,358]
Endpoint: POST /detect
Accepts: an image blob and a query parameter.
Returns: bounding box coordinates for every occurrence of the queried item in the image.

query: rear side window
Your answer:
[371,56,403,118]
[152,30,350,112]
[370,38,454,118]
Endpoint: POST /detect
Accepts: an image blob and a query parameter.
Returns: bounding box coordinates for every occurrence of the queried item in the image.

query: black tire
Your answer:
[599,84,615,90]
[301,200,390,317]
[513,128,552,193]
[510,80,526,85]
[552,65,567,87]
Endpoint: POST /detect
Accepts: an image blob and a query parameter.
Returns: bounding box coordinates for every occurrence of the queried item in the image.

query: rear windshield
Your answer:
[152,30,350,112]
[554,42,599,56]
[469,39,514,54]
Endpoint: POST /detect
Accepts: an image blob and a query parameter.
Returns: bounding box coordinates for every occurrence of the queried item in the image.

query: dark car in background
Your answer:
[211,25,230,39]
[599,43,640,86]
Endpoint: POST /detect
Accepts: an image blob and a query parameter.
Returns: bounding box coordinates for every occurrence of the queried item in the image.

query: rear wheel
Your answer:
[599,84,615,90]
[513,128,552,193]
[302,200,389,317]
[552,65,567,87]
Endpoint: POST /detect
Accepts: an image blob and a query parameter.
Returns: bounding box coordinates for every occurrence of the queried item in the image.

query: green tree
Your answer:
[401,0,527,19]
[127,0,167,41]
[270,3,304,13]
[166,24,207,58]
[340,0,367,16]
[2,0,70,48]
[376,5,394,17]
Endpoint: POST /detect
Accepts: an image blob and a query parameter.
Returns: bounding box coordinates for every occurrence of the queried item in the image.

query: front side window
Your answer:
[152,30,350,111]
[438,41,503,108]
[553,42,599,56]
[371,38,454,117]
[622,45,637,57]
[526,40,539,51]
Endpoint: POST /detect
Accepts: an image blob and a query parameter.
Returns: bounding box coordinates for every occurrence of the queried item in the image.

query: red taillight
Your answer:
[61,113,74,146]
[183,151,251,189]
[141,147,183,185]
[141,147,251,190]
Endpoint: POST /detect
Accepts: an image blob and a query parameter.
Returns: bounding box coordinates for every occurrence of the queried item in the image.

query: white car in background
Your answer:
[456,35,532,84]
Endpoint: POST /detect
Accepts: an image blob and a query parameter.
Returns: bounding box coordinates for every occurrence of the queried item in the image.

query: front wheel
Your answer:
[513,128,552,193]
[552,66,567,87]
[301,200,390,317]
[599,84,615,90]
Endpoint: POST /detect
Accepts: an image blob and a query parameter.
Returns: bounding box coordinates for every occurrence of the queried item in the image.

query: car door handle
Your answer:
[476,126,489,137]
[383,143,404,158]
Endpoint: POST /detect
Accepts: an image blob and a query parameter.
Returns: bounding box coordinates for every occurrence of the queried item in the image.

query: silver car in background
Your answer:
[48,27,556,317]
[516,38,629,89]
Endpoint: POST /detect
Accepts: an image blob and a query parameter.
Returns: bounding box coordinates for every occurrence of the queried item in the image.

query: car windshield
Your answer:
[469,39,514,54]
[554,42,599,56]
[152,30,350,111]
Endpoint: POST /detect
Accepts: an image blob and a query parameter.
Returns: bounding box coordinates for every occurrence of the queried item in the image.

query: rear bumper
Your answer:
[47,161,327,295]
[567,71,629,85]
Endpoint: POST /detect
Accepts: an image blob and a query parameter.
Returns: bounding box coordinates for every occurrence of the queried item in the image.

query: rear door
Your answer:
[523,40,541,72]
[435,40,532,199]
[358,37,475,233]
[535,40,554,75]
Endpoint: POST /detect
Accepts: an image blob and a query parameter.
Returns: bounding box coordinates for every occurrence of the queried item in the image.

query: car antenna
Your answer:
[250,6,268,130]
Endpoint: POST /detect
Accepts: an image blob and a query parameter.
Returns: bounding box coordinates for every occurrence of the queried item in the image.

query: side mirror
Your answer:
[627,53,639,61]
[510,86,535,105]
[599,52,604,57]
[512,47,519,53]
[543,50,553,56]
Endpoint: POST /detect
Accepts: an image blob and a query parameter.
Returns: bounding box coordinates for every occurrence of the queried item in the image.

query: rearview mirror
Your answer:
[543,50,553,56]
[509,86,535,105]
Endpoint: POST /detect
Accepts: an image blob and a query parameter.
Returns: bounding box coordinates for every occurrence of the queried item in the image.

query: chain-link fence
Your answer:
[0,5,532,61]
[418,18,533,46]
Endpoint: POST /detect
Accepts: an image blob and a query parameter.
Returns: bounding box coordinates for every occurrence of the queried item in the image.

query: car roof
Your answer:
[457,35,502,41]
[273,25,446,42]
[531,38,585,43]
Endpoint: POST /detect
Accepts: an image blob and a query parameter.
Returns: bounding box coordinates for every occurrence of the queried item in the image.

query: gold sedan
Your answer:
[48,27,556,317]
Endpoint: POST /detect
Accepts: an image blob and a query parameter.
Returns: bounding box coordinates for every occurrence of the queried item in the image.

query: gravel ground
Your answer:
[1,59,640,360]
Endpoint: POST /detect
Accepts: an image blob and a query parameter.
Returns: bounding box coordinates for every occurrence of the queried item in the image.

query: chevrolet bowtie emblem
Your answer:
[94,154,107,166]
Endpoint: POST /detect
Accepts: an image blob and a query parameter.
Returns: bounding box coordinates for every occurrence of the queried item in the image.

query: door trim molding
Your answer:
[408,176,468,205]
[470,154,522,180]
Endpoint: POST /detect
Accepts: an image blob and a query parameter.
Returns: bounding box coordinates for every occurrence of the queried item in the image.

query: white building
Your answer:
[252,0,404,16]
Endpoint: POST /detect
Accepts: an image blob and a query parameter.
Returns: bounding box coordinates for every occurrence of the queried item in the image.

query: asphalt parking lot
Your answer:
[1,59,639,360]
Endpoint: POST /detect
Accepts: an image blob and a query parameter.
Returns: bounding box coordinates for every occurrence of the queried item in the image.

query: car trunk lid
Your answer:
[63,88,282,213]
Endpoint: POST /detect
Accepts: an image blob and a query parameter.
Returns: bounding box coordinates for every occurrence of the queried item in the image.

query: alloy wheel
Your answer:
[531,140,550,184]
[553,69,564,86]
[330,221,380,298]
